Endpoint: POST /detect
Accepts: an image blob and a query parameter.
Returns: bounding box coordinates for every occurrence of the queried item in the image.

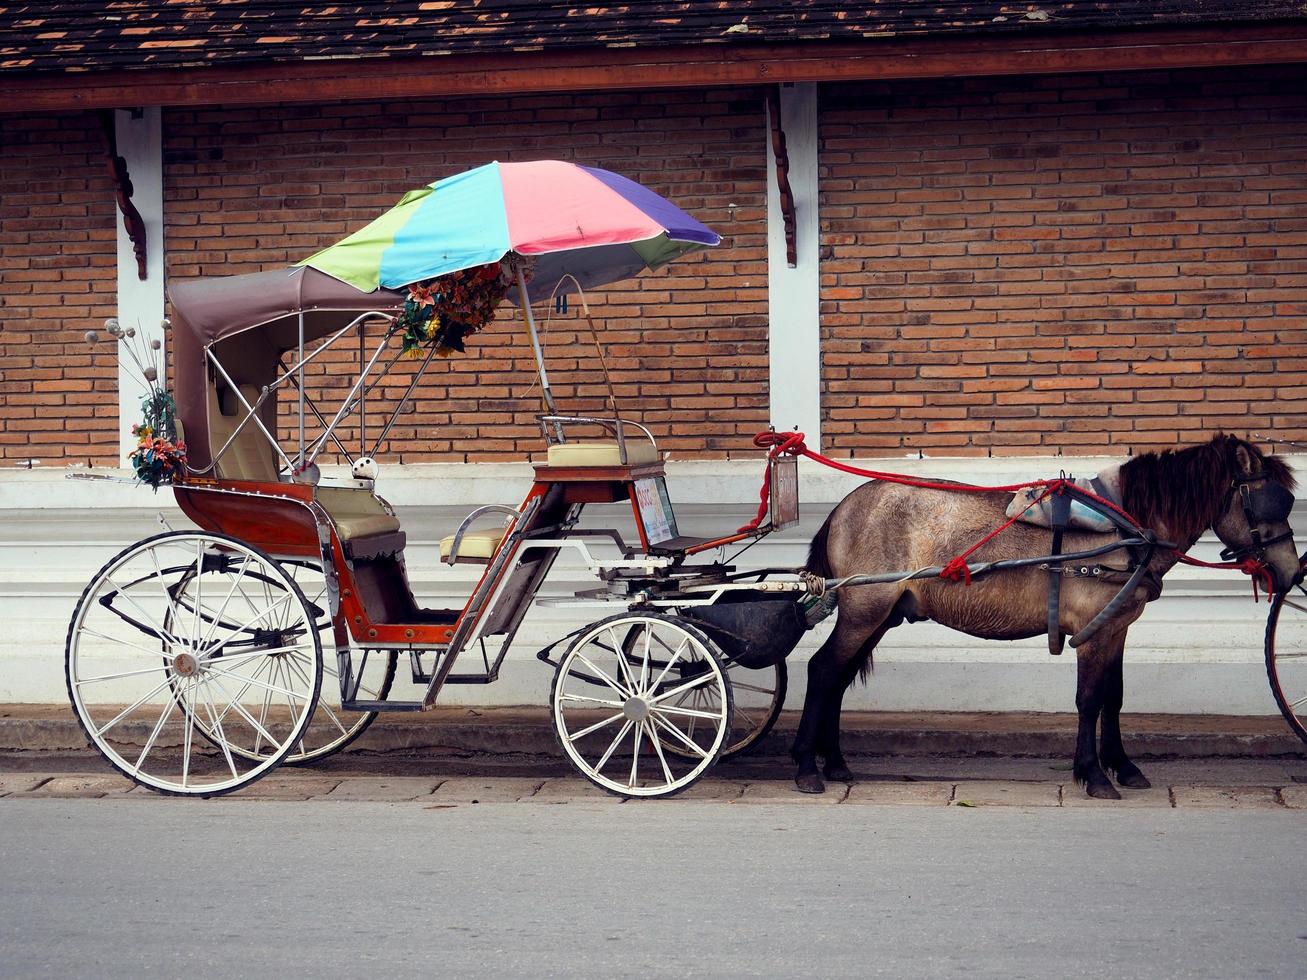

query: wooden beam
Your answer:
[3,25,1307,111]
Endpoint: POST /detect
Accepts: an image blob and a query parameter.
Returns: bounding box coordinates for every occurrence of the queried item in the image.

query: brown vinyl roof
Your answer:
[4,1,1307,74]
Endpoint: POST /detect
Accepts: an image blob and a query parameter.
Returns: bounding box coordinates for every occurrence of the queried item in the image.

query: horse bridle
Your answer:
[1217,472,1296,564]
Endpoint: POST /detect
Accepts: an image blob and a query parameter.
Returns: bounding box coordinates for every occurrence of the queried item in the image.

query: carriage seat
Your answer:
[316,486,405,560]
[545,440,659,467]
[209,383,280,483]
[438,527,508,564]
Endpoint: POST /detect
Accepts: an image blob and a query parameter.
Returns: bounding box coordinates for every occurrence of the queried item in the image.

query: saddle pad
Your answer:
[1006,463,1122,533]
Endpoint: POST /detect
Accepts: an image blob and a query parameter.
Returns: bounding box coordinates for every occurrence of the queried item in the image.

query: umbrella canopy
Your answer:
[299,160,720,300]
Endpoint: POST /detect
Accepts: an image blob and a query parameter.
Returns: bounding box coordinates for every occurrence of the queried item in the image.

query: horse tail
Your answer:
[805,511,835,580]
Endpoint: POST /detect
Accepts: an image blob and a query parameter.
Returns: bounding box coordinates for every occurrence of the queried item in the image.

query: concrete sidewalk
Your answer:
[3,703,1304,759]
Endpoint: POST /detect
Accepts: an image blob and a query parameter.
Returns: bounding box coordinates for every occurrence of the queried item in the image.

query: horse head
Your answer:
[1211,438,1301,595]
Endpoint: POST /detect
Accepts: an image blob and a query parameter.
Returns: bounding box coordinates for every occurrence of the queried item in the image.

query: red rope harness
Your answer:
[743,430,1273,599]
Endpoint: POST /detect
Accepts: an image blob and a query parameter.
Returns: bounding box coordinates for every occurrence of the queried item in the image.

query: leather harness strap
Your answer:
[1046,491,1071,655]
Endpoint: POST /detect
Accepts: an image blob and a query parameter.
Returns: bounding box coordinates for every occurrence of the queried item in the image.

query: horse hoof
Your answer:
[1086,781,1121,801]
[1117,771,1152,789]
[795,773,826,794]
[824,764,853,782]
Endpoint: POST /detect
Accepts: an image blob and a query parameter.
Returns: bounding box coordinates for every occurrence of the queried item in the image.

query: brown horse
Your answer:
[794,434,1301,799]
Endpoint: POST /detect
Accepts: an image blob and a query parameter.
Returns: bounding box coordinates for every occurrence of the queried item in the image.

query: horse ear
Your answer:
[1234,442,1256,478]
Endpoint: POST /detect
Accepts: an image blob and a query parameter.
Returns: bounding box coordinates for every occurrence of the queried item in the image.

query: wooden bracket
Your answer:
[96,109,148,281]
[766,87,797,268]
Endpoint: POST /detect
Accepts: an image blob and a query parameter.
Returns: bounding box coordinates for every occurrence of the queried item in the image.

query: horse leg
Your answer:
[792,616,878,794]
[1098,638,1151,789]
[1074,636,1121,800]
[819,625,891,782]
[818,657,864,783]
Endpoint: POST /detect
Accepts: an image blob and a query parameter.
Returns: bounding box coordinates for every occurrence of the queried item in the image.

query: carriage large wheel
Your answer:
[663,659,786,761]
[66,531,322,796]
[1264,577,1307,746]
[164,559,397,766]
[550,614,732,798]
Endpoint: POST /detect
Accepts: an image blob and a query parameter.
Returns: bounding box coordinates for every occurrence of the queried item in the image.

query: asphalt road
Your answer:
[2,798,1304,979]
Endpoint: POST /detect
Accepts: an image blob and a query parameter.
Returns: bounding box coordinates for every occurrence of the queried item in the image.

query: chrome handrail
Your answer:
[534,414,658,465]
[443,504,521,566]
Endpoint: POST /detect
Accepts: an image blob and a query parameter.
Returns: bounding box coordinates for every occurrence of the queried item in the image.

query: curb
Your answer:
[2,707,1304,760]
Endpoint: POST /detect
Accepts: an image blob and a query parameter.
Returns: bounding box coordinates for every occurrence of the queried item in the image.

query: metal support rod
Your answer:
[297,311,305,468]
[358,316,366,457]
[277,358,355,463]
[306,331,393,468]
[368,339,442,458]
[517,264,561,433]
[204,349,297,473]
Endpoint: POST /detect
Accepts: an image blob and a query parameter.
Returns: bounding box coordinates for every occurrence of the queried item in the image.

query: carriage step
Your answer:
[341,699,428,712]
[442,672,498,685]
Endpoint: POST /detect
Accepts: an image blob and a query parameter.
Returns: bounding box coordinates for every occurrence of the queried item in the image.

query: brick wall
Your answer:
[821,64,1307,457]
[0,113,119,465]
[162,89,769,463]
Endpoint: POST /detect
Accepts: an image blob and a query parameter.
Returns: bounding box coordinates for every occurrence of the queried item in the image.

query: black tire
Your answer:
[1265,582,1307,746]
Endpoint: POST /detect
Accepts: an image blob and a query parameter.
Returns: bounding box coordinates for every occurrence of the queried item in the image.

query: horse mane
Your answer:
[1119,434,1296,542]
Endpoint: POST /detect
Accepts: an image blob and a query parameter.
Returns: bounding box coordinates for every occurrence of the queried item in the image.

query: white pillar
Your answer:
[114,107,166,464]
[766,82,821,448]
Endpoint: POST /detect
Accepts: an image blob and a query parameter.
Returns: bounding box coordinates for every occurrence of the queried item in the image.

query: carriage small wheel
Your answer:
[663,659,786,762]
[164,558,398,767]
[1263,570,1307,747]
[65,531,322,796]
[549,614,732,798]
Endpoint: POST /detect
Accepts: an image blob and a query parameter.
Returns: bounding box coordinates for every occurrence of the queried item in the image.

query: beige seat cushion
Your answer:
[316,486,402,541]
[439,528,508,561]
[545,440,659,467]
[209,383,280,483]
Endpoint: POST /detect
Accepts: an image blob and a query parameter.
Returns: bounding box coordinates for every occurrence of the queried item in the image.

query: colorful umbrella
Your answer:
[299,160,720,300]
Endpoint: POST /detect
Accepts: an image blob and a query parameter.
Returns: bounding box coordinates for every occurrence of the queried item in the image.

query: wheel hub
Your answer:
[171,651,199,677]
[622,696,650,722]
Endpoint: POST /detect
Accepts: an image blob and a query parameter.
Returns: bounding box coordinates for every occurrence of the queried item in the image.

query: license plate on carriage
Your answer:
[769,456,799,531]
[634,477,679,546]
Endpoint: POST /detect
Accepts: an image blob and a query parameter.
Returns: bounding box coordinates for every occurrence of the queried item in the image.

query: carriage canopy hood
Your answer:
[167,267,406,471]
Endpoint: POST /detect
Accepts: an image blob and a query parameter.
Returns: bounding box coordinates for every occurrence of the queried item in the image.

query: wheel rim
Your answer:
[665,659,786,760]
[552,616,731,797]
[67,532,322,795]
[252,562,395,764]
[1266,580,1307,745]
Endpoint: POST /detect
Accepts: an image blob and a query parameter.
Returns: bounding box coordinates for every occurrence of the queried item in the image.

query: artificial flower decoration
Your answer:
[392,255,532,358]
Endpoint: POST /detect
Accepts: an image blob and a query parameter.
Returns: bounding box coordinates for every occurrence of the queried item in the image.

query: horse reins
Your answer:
[746,432,1291,632]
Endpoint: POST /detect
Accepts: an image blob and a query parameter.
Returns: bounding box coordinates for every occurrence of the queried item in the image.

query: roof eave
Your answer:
[4,25,1307,112]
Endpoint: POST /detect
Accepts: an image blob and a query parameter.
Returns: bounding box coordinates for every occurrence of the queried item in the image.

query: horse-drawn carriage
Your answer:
[65,161,1307,801]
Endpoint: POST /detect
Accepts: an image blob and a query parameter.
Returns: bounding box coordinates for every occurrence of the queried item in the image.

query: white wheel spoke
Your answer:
[567,711,627,742]
[640,628,652,695]
[74,627,167,659]
[558,693,624,708]
[208,592,293,652]
[729,680,777,696]
[132,682,183,773]
[628,721,642,788]
[573,652,631,699]
[647,638,690,692]
[650,671,715,706]
[74,664,172,686]
[205,671,285,751]
[653,704,723,721]
[650,712,709,759]
[646,720,674,786]
[93,676,174,738]
[198,678,241,781]
[202,664,306,700]
[608,627,638,692]
[191,540,205,649]
[594,719,634,775]
[104,575,186,649]
[181,676,197,788]
[204,645,311,667]
[198,555,252,649]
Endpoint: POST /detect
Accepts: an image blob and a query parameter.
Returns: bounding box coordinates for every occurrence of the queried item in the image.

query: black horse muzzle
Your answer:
[1219,474,1298,588]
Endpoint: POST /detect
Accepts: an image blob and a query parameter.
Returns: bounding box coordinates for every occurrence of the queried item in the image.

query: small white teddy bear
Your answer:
[351,456,379,481]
